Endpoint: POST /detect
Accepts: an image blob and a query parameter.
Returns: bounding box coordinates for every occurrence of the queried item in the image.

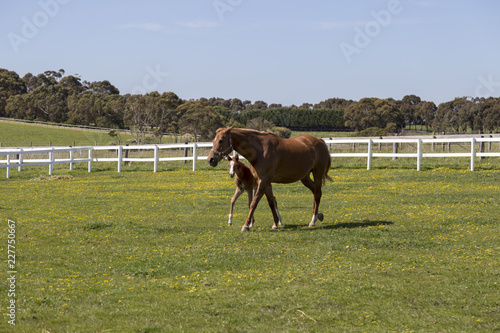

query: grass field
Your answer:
[1,121,499,332]
[0,120,194,147]
[0,120,353,148]
[1,165,499,332]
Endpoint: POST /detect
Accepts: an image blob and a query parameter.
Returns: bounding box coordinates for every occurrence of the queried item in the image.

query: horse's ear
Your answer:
[227,156,232,161]
[234,154,239,161]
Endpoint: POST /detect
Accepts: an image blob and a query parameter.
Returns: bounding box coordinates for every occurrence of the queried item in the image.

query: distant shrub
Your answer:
[352,123,399,137]
[273,127,292,138]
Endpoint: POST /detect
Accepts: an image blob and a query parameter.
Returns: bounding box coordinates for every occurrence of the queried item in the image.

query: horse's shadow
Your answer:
[281,220,393,231]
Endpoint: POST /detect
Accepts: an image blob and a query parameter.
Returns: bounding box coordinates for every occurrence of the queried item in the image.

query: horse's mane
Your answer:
[217,127,281,141]
[216,126,233,134]
[232,127,279,137]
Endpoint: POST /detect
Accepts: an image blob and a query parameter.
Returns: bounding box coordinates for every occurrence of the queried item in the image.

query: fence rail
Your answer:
[326,137,500,171]
[0,137,499,178]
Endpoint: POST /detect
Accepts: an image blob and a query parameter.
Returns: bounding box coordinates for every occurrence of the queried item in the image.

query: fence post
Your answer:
[480,136,485,160]
[88,148,92,173]
[367,139,373,170]
[69,149,73,171]
[154,145,159,172]
[192,143,198,171]
[49,148,55,176]
[125,144,130,166]
[6,154,10,179]
[183,142,188,165]
[392,142,398,161]
[417,139,422,171]
[470,138,476,171]
[118,146,123,172]
[18,149,23,172]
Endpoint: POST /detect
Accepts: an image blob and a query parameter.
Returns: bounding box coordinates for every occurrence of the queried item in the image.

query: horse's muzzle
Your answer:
[208,156,219,167]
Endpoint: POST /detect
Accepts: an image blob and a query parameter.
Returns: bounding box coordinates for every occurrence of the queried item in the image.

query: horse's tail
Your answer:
[322,156,333,186]
[321,140,333,186]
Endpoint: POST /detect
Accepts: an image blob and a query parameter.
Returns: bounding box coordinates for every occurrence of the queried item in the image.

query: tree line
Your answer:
[1,68,499,142]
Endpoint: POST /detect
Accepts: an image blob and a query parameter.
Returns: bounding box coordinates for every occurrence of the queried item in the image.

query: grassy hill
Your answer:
[0,121,125,147]
[0,120,350,148]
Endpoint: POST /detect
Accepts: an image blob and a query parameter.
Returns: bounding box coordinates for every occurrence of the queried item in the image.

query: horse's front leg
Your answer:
[241,181,268,232]
[246,188,255,228]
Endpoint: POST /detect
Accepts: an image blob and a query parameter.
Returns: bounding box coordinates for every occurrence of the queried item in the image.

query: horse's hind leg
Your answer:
[263,185,281,230]
[311,169,325,226]
[301,175,322,227]
[229,187,243,225]
[273,196,283,226]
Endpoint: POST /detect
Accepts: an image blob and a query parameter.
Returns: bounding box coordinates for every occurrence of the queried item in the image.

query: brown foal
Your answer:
[227,155,282,228]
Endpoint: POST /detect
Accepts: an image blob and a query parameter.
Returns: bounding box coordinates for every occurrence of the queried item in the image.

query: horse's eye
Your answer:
[219,140,224,144]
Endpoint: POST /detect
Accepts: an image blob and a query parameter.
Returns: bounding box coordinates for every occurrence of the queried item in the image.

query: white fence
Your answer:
[0,147,92,178]
[0,137,499,178]
[0,143,212,178]
[326,137,500,171]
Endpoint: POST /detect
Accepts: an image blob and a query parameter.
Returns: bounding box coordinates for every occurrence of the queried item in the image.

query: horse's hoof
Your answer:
[308,223,315,227]
[241,226,250,232]
[272,225,279,230]
[317,213,324,222]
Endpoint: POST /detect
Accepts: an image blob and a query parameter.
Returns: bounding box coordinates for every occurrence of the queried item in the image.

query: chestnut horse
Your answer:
[227,155,282,228]
[208,127,332,231]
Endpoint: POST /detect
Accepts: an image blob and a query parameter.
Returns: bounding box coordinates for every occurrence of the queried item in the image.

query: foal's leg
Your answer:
[242,181,268,232]
[229,187,244,226]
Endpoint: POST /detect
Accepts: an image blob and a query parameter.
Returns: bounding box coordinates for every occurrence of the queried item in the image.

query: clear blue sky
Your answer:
[1,0,499,106]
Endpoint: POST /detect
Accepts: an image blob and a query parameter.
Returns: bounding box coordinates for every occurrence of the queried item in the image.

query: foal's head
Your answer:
[208,127,233,167]
[227,155,242,178]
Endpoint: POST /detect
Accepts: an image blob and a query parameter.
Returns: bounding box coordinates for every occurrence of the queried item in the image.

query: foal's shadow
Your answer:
[281,220,393,231]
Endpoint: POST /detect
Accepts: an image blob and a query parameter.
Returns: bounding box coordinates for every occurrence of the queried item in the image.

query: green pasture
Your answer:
[1,120,499,332]
[0,121,119,147]
[0,121,192,147]
[1,165,499,332]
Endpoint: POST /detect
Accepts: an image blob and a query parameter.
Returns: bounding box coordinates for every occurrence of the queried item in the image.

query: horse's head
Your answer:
[227,155,239,178]
[208,127,233,167]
